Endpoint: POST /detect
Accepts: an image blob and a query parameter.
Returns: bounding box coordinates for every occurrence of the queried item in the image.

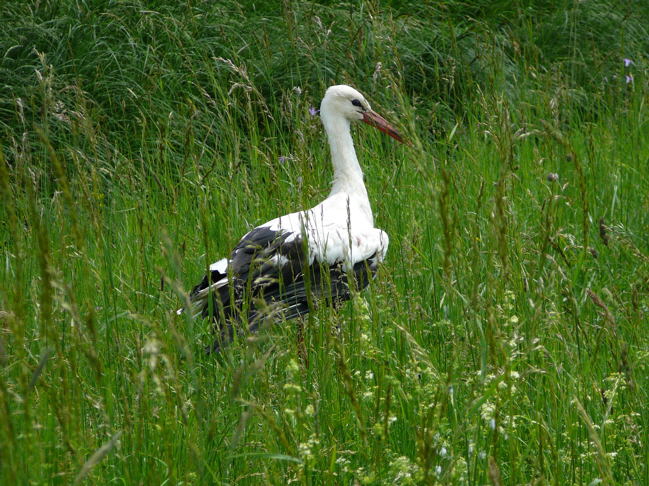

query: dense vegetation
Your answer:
[1,0,648,484]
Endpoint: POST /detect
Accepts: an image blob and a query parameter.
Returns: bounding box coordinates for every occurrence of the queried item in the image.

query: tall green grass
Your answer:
[1,0,648,484]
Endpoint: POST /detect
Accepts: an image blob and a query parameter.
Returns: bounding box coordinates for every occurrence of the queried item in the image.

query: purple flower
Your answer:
[278,156,288,163]
[308,106,319,116]
[624,58,634,67]
[626,74,634,84]
[546,172,559,183]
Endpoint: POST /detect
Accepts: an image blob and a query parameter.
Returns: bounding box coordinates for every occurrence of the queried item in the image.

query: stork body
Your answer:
[179,85,404,352]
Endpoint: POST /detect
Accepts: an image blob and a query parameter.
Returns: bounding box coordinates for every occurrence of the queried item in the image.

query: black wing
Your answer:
[185,225,379,353]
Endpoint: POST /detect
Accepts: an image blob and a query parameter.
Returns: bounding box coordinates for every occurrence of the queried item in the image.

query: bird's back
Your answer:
[182,194,387,352]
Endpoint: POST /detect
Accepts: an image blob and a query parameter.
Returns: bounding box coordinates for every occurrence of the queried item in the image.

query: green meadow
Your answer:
[1,1,648,484]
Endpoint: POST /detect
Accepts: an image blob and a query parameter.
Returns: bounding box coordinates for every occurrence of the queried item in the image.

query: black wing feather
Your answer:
[191,226,378,353]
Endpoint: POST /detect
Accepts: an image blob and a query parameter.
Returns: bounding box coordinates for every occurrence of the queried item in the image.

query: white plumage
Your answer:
[179,85,404,352]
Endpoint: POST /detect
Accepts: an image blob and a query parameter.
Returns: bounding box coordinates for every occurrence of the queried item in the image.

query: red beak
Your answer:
[362,110,406,144]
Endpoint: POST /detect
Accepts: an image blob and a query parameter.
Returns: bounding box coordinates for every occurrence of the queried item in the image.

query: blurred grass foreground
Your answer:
[1,0,649,484]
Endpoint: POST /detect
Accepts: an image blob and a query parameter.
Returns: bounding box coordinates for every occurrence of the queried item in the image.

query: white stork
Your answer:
[179,85,405,352]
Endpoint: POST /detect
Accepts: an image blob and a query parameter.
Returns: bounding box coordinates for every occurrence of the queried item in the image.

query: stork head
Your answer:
[320,85,405,143]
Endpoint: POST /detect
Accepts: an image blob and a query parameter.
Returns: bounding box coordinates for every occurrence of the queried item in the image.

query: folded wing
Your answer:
[180,216,389,352]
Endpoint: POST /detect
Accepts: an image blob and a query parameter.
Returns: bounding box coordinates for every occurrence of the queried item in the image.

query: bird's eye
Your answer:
[351,99,362,107]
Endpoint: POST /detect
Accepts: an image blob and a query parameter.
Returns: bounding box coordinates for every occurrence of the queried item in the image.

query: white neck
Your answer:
[322,113,369,200]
